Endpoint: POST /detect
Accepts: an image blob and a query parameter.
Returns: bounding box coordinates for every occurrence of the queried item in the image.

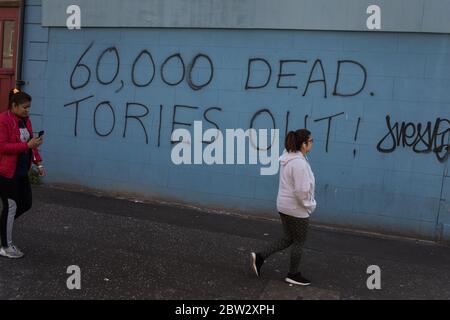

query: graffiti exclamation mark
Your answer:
[353,117,361,158]
[158,105,163,147]
[285,111,290,137]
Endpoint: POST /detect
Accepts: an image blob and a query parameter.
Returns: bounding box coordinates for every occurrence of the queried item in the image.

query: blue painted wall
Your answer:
[22,1,450,241]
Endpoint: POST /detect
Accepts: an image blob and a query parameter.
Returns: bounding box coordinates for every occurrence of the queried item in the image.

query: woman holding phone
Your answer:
[0,88,45,259]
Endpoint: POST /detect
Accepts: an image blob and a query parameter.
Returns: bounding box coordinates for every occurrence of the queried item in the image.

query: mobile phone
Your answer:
[38,130,45,137]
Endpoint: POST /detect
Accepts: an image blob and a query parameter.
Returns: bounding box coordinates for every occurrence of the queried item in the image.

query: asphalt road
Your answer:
[1,185,449,300]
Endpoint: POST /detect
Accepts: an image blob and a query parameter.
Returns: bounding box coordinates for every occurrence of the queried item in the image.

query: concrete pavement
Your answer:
[0,185,449,300]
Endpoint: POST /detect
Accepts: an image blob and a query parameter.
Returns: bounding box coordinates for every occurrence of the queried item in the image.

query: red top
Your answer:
[0,110,42,178]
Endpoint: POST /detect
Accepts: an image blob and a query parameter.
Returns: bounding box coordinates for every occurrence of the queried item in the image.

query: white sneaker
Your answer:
[0,246,24,259]
[10,245,24,256]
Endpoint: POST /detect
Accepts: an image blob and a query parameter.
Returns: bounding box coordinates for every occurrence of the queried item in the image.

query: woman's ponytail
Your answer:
[284,131,297,152]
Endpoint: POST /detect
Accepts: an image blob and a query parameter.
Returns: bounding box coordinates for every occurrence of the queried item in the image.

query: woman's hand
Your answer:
[27,137,43,149]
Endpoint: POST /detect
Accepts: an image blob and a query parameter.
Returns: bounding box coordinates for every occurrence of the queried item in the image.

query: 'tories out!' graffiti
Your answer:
[62,43,449,163]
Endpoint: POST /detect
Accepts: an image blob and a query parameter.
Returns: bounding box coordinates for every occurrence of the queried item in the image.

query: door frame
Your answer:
[0,4,21,111]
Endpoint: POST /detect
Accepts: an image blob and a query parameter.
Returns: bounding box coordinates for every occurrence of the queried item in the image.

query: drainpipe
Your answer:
[16,0,26,88]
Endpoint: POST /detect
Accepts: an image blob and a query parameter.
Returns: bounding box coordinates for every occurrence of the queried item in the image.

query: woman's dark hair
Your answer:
[285,129,311,152]
[8,88,32,109]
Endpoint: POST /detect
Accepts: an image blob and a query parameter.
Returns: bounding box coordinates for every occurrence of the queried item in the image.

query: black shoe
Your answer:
[285,272,311,286]
[251,252,264,277]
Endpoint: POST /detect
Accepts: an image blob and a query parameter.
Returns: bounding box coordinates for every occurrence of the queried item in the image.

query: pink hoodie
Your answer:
[276,150,316,218]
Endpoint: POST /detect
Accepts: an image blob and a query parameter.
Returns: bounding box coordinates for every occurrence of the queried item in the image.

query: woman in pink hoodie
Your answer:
[251,129,316,285]
[0,88,44,259]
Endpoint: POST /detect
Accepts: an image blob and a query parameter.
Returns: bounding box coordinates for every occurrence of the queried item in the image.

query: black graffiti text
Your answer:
[377,115,450,162]
[245,58,367,98]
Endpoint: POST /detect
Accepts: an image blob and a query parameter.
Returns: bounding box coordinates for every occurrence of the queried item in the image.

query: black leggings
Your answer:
[259,212,309,274]
[0,175,32,247]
